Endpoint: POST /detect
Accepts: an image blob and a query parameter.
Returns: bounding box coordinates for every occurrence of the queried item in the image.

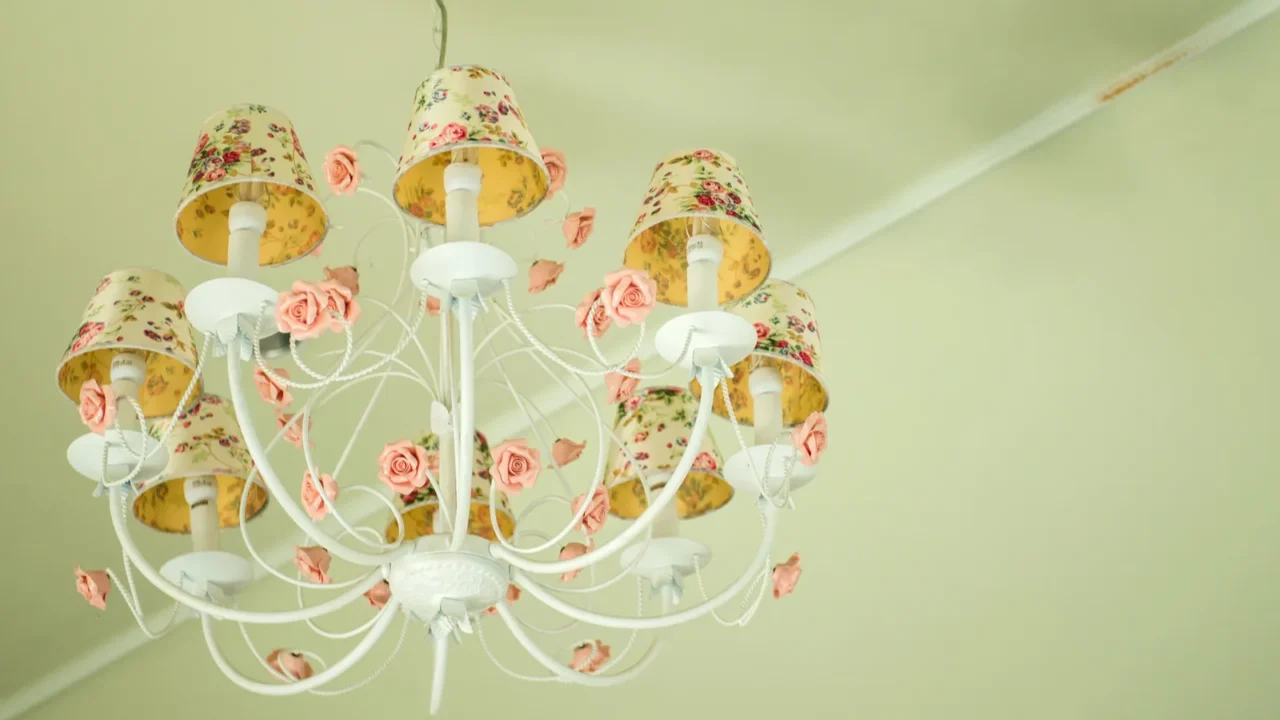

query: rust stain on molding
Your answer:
[1099,51,1190,102]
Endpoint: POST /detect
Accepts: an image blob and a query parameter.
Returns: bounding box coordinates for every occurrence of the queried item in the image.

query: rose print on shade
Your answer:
[623,148,769,307]
[394,66,550,227]
[691,280,828,428]
[605,387,733,521]
[134,393,267,534]
[177,105,327,267]
[55,268,202,419]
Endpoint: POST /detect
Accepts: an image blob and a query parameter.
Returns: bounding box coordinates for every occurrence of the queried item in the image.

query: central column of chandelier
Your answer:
[58,6,829,714]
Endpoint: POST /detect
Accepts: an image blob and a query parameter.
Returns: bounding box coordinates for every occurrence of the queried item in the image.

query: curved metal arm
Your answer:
[108,486,384,623]
[431,630,448,715]
[201,599,401,695]
[512,502,780,630]
[228,351,412,567]
[495,602,661,686]
[490,367,721,575]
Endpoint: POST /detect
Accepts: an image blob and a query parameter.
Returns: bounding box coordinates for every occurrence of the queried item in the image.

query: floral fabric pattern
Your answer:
[383,429,516,543]
[624,149,770,307]
[56,268,201,419]
[605,387,733,520]
[394,65,549,227]
[135,394,268,533]
[176,104,327,267]
[691,280,828,427]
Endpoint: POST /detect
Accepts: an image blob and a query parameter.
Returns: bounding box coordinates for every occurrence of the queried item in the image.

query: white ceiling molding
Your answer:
[4,1,1276,717]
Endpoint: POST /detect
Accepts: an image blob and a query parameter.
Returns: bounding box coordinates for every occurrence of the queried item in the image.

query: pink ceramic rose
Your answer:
[275,410,311,449]
[275,281,329,340]
[317,279,361,332]
[557,540,594,582]
[75,567,111,610]
[377,439,431,495]
[267,650,314,681]
[294,546,332,584]
[491,439,541,496]
[574,288,612,338]
[300,471,339,520]
[365,580,392,609]
[253,366,293,407]
[792,411,827,467]
[601,268,657,326]
[571,485,610,536]
[528,259,564,293]
[441,122,468,143]
[562,208,596,249]
[552,438,586,467]
[605,359,641,404]
[323,145,361,195]
[323,265,360,296]
[569,640,611,673]
[484,584,522,615]
[77,379,117,434]
[772,553,802,599]
[423,296,442,317]
[542,149,567,197]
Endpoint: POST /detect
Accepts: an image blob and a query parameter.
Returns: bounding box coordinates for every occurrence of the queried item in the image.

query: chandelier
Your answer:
[60,2,829,713]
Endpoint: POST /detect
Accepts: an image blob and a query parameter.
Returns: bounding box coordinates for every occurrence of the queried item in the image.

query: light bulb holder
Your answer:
[654,310,757,372]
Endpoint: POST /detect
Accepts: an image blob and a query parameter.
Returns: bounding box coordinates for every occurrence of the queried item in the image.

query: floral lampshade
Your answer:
[393,65,549,226]
[133,394,268,534]
[624,149,771,307]
[691,280,827,427]
[175,104,327,267]
[55,269,202,419]
[606,387,733,520]
[383,430,516,543]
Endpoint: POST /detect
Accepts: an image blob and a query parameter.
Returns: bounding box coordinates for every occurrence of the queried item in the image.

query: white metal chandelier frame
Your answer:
[68,3,810,715]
